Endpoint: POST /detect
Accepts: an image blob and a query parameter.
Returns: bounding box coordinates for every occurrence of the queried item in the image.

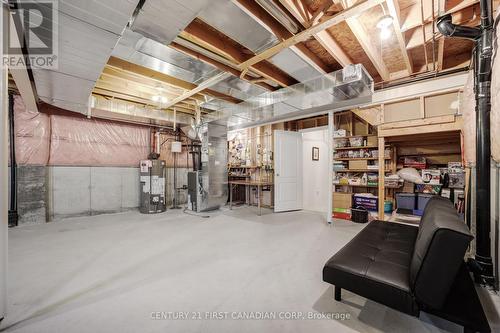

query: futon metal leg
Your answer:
[334,286,341,301]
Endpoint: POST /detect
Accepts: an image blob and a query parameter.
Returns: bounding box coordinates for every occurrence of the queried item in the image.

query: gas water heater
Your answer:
[139,159,166,214]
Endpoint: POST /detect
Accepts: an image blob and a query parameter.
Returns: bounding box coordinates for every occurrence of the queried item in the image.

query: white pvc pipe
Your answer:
[0,4,8,320]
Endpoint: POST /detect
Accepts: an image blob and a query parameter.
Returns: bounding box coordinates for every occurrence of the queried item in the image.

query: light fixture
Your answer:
[376,15,394,29]
[379,27,392,40]
[377,14,393,40]
[152,95,168,104]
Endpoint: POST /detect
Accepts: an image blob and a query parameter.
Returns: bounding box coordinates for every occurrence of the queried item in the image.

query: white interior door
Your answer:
[274,130,303,212]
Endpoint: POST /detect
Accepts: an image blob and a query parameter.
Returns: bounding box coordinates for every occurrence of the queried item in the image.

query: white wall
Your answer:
[301,128,329,213]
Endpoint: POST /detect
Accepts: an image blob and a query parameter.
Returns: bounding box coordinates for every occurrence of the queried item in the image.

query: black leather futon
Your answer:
[323,197,491,333]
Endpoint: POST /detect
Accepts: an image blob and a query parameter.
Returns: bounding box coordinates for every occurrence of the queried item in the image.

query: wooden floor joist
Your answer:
[279,0,353,67]
[182,18,298,88]
[233,0,333,73]
[106,56,242,104]
[236,0,385,73]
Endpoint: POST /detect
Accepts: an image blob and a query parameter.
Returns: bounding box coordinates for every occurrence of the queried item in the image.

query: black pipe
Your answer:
[437,14,481,40]
[8,94,18,227]
[439,0,495,286]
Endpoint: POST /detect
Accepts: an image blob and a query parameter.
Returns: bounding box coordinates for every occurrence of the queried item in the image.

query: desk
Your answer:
[229,180,273,216]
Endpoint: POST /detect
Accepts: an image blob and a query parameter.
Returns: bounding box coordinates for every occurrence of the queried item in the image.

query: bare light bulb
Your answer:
[380,27,392,40]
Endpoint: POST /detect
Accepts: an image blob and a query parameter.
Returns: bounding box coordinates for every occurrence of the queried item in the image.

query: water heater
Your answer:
[139,159,166,214]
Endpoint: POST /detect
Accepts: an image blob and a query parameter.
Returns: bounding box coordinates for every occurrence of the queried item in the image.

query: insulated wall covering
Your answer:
[461,71,476,166]
[14,95,149,166]
[14,95,50,165]
[491,10,500,163]
[49,114,149,166]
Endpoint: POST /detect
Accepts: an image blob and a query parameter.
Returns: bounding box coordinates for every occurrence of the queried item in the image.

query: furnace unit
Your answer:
[139,159,166,214]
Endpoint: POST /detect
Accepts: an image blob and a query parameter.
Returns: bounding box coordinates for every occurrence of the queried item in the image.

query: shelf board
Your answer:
[333,184,401,189]
[334,145,378,150]
[333,157,391,161]
[333,169,391,172]
[333,135,377,140]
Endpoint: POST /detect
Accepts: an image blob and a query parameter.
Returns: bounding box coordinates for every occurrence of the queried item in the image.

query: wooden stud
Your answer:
[378,137,385,220]
[420,96,426,119]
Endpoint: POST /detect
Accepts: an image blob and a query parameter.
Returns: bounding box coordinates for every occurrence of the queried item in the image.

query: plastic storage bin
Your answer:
[417,193,435,211]
[396,193,416,210]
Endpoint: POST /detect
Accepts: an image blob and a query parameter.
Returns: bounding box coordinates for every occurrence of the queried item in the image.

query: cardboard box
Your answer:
[349,160,368,170]
[422,169,441,185]
[367,136,378,147]
[333,192,352,209]
[402,181,415,193]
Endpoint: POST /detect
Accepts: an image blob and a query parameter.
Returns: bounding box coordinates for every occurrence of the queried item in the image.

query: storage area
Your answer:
[2,1,500,332]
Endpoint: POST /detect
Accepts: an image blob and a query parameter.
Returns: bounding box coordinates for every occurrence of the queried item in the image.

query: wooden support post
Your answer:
[378,137,385,220]
[328,111,334,224]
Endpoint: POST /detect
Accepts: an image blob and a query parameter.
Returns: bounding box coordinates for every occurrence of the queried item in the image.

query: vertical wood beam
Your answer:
[378,137,385,220]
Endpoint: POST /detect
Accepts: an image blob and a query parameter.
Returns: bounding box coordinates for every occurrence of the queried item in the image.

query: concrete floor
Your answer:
[2,207,499,333]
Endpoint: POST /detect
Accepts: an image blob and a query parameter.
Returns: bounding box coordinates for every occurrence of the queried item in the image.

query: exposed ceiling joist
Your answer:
[238,0,385,71]
[279,0,353,67]
[170,41,277,91]
[401,0,480,32]
[182,18,297,88]
[386,0,413,73]
[162,72,231,109]
[106,56,241,104]
[232,0,332,73]
[335,0,390,81]
[345,17,390,81]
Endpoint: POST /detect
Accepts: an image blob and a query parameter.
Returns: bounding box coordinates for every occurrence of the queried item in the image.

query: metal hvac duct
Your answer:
[438,0,495,286]
[221,64,374,130]
[32,0,142,114]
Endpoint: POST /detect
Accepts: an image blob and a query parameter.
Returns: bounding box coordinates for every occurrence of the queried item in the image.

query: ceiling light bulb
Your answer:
[152,95,160,103]
[380,27,392,40]
[377,15,394,29]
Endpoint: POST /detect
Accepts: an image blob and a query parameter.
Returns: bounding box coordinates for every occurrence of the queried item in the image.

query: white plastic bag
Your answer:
[397,168,424,184]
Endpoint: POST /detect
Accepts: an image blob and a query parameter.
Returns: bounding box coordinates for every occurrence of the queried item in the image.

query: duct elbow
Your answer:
[437,14,481,40]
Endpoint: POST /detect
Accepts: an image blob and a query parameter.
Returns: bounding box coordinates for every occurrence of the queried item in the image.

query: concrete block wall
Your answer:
[17,166,47,224]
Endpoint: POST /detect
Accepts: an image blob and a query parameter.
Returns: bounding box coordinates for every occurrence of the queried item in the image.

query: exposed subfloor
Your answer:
[2,207,500,333]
